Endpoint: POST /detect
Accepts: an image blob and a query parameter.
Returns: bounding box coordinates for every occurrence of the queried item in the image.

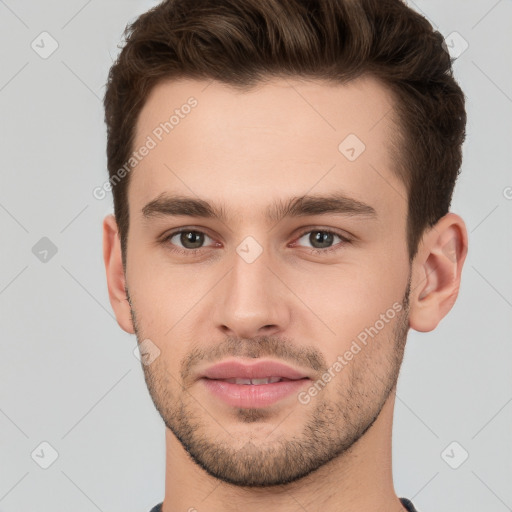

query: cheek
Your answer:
[289,258,381,314]
[289,256,405,347]
[128,260,212,341]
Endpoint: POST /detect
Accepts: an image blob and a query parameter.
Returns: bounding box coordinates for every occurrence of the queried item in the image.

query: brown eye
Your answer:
[294,229,351,254]
[164,229,216,255]
[308,231,335,249]
[177,231,205,249]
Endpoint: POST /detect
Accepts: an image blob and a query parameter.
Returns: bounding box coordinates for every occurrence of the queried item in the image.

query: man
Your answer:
[102,0,468,510]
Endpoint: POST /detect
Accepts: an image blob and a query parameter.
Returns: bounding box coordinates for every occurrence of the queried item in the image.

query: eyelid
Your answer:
[293,226,352,242]
[290,227,352,253]
[162,227,218,254]
[161,226,352,255]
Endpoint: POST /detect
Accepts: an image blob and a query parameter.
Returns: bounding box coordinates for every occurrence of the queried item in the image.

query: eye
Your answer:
[161,227,351,257]
[293,229,351,254]
[163,229,217,256]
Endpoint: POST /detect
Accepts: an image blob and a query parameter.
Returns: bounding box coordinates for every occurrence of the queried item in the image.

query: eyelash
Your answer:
[162,227,351,257]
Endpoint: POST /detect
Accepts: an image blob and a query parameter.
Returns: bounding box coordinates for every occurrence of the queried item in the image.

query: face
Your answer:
[123,76,412,486]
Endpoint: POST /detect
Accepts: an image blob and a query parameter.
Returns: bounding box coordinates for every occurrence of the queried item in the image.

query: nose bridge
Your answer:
[213,234,289,337]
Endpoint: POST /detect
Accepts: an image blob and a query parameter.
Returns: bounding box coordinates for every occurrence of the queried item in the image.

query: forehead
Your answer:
[129,75,406,224]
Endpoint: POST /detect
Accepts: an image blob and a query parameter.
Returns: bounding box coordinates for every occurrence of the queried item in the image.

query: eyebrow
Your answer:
[141,192,377,224]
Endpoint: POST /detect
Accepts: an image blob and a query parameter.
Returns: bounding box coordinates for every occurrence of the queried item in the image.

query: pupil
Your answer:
[181,231,203,249]
[311,231,333,249]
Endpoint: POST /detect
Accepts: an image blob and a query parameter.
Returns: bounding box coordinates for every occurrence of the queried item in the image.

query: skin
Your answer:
[103,75,468,512]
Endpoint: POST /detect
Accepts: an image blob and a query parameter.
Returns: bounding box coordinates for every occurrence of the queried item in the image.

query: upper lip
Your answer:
[200,359,311,380]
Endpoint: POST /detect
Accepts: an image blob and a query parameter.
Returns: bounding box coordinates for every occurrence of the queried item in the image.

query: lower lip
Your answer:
[201,378,310,408]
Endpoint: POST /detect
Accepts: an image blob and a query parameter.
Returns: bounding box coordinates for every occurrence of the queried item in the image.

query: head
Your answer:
[103,0,468,487]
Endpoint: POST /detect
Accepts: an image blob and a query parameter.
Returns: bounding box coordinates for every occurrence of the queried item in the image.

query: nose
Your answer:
[212,244,291,340]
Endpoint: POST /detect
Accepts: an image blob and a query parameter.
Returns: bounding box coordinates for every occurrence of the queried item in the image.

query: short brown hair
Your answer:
[103,0,466,267]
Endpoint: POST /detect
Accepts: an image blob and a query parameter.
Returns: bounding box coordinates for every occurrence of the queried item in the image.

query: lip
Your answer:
[198,358,311,408]
[201,377,310,408]
[200,359,310,380]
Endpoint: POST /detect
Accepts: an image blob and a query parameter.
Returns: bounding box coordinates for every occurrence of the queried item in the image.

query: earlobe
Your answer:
[409,213,468,333]
[102,214,135,334]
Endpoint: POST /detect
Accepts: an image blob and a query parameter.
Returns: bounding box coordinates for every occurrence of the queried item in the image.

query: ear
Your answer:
[102,214,135,334]
[409,213,468,332]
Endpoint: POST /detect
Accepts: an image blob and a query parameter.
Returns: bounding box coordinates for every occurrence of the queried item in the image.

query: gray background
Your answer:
[0,0,511,511]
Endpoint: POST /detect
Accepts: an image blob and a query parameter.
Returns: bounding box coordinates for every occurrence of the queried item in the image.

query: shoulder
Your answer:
[400,497,421,511]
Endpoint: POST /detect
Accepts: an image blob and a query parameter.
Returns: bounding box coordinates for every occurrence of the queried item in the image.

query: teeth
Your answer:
[223,376,283,385]
[251,377,282,385]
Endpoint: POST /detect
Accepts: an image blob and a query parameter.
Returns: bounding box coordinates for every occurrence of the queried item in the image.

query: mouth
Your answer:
[211,376,303,385]
[197,358,312,408]
[199,358,311,381]
[200,376,310,408]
